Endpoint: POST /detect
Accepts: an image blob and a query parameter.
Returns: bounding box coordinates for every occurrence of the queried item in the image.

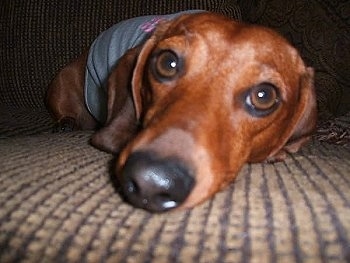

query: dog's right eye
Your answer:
[244,82,280,117]
[151,50,182,82]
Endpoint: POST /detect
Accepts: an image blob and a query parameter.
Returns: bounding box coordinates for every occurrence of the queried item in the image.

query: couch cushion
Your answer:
[0,106,53,138]
[0,133,349,262]
[0,0,241,110]
[315,111,350,147]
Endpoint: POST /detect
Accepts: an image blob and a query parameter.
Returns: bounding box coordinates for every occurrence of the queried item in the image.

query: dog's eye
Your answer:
[151,50,181,81]
[245,83,280,117]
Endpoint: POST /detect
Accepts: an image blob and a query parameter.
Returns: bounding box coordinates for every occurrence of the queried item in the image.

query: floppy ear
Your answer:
[131,21,173,120]
[91,21,174,153]
[90,47,142,153]
[267,67,317,162]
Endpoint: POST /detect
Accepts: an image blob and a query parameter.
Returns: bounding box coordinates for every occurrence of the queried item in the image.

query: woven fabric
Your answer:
[0,0,241,109]
[239,0,350,118]
[316,112,350,147]
[0,134,349,262]
[0,106,53,138]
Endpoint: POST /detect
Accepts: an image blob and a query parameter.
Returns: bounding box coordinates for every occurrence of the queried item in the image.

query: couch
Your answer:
[1,0,349,262]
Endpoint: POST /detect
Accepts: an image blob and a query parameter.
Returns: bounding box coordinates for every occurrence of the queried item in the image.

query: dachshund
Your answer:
[46,11,317,212]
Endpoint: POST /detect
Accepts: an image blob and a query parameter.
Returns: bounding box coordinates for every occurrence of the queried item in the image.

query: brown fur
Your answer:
[46,12,317,209]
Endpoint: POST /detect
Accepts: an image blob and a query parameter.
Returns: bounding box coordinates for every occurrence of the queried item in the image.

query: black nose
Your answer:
[119,152,195,212]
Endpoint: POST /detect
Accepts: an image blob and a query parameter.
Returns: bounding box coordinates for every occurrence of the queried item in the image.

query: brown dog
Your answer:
[46,12,317,212]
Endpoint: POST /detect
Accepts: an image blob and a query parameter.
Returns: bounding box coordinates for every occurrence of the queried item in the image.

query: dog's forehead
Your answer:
[167,14,299,65]
[168,13,239,38]
[208,24,303,86]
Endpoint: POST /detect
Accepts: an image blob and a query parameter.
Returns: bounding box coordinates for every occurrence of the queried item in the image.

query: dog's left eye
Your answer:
[245,83,280,117]
[151,50,182,81]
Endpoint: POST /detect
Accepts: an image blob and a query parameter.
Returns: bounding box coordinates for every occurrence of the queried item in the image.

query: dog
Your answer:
[46,11,317,212]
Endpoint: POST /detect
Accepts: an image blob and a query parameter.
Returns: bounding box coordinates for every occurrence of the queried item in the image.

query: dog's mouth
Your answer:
[118,151,195,212]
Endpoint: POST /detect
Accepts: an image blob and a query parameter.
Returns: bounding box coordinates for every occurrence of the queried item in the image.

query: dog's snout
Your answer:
[119,152,195,212]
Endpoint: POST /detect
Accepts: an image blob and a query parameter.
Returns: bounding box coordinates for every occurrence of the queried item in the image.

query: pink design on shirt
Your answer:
[140,17,166,32]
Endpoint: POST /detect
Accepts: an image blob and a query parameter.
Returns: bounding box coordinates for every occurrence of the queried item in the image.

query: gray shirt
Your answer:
[85,10,205,123]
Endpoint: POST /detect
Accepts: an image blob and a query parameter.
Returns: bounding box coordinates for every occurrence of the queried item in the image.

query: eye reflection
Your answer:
[245,83,280,117]
[151,50,182,81]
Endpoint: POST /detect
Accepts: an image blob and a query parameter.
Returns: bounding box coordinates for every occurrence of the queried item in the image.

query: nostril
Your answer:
[123,179,178,209]
[125,179,139,194]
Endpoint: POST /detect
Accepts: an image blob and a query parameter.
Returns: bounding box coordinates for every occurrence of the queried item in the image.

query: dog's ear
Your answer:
[90,47,142,153]
[282,68,317,152]
[131,21,173,119]
[267,67,317,162]
[91,20,179,153]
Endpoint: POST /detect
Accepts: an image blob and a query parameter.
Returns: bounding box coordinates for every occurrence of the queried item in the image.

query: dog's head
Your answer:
[92,12,317,212]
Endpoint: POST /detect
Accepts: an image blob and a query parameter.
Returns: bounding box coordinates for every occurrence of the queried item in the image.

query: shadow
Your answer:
[106,154,130,204]
[107,154,121,191]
